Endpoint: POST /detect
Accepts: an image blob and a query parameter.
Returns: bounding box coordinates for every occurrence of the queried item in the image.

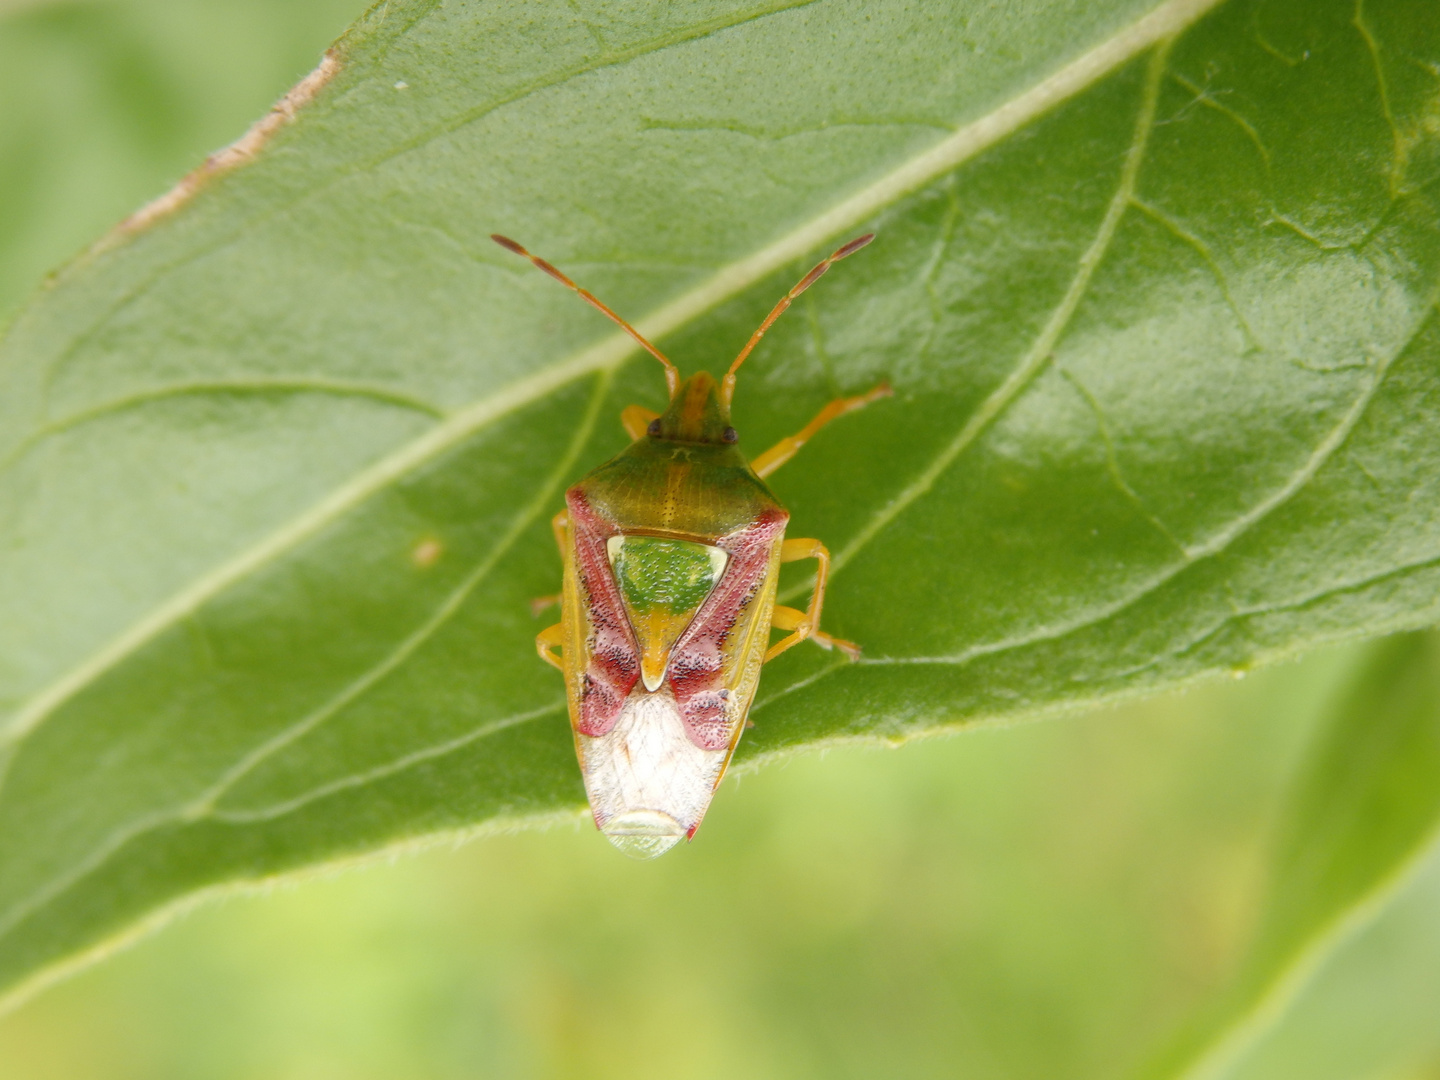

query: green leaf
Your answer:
[0,0,361,319]
[1146,631,1440,1079]
[1221,847,1440,1080]
[0,644,1362,1077]
[0,0,1437,1006]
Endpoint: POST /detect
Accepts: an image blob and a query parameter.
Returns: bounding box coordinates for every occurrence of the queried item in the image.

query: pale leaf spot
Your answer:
[411,538,444,569]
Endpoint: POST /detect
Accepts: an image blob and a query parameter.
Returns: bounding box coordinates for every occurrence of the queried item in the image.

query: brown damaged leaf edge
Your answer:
[112,50,343,240]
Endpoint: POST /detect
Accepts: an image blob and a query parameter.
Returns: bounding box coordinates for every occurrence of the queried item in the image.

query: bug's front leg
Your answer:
[765,537,861,662]
[620,405,661,441]
[749,383,890,479]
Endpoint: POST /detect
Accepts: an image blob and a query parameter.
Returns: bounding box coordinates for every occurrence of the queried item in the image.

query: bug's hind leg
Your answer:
[749,383,890,480]
[764,538,861,662]
[621,405,661,441]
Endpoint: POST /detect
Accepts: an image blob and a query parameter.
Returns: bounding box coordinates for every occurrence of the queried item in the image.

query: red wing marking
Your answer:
[566,491,640,737]
[667,509,787,751]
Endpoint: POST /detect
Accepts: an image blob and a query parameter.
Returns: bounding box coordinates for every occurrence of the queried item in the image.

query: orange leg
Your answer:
[749,383,891,479]
[531,509,569,617]
[620,404,660,441]
[536,623,565,671]
[535,508,568,667]
[549,509,568,556]
[765,538,860,662]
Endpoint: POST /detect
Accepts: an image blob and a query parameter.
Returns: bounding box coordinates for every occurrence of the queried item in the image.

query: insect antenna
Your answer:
[722,233,874,406]
[491,235,681,396]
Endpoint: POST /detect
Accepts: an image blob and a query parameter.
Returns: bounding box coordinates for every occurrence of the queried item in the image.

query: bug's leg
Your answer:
[620,405,660,441]
[549,509,568,557]
[767,606,859,661]
[536,623,565,671]
[750,383,891,479]
[764,538,861,662]
[765,606,812,661]
[531,509,569,617]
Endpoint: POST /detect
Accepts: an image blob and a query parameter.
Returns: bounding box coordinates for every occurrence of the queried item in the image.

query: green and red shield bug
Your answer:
[492,233,888,857]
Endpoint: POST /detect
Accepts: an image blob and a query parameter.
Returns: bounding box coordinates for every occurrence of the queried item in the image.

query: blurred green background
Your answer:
[2,641,1439,1080]
[3,2,1440,1077]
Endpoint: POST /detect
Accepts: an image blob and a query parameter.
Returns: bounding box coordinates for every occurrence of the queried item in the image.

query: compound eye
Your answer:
[647,418,661,436]
[722,426,738,444]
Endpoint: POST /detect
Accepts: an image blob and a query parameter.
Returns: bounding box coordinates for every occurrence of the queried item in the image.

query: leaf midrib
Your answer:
[0,372,612,951]
[19,0,825,398]
[819,287,1437,664]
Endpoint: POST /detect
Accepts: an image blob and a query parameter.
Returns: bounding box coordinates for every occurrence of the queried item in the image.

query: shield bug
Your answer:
[493,233,888,857]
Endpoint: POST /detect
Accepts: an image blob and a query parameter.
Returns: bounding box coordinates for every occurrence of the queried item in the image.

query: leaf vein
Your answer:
[865,293,1436,674]
[183,369,609,815]
[0,379,446,480]
[204,703,566,825]
[1128,195,1261,350]
[1352,0,1406,198]
[1055,363,1188,555]
[1170,71,1272,167]
[0,0,1231,757]
[807,40,1174,590]
[0,371,610,942]
[26,0,825,414]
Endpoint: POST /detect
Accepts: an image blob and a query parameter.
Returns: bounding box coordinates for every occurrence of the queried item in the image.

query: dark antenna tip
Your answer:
[724,231,877,388]
[836,233,875,258]
[488,231,680,389]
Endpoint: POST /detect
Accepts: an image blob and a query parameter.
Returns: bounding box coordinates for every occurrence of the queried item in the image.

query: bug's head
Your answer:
[650,370,737,446]
[489,231,875,449]
[646,232,877,447]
